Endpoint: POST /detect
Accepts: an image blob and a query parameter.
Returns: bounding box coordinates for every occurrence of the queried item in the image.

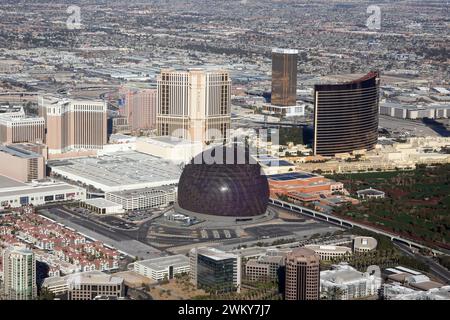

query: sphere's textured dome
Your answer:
[177,144,269,217]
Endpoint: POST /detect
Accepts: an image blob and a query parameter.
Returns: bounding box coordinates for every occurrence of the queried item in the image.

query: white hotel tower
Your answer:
[156,68,231,144]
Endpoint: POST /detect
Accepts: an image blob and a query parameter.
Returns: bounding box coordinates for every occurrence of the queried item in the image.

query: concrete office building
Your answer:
[0,107,45,144]
[313,72,380,156]
[271,48,298,107]
[0,145,45,183]
[156,68,231,144]
[245,260,271,282]
[320,263,382,300]
[38,96,107,158]
[122,87,157,131]
[105,185,177,211]
[304,245,352,261]
[2,246,37,300]
[43,271,124,300]
[353,236,378,253]
[190,247,241,293]
[245,254,285,282]
[284,247,320,300]
[133,254,190,281]
[82,198,125,215]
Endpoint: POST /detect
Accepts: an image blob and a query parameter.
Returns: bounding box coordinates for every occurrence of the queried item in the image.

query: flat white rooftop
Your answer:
[272,48,299,54]
[0,180,83,198]
[135,254,190,272]
[44,271,123,287]
[107,185,176,198]
[48,151,182,192]
[197,247,238,261]
[84,198,123,209]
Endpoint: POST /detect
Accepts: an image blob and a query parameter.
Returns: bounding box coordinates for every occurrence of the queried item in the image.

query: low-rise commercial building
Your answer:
[380,102,450,119]
[42,271,124,300]
[132,254,190,281]
[320,263,382,300]
[268,171,344,198]
[0,179,86,208]
[357,188,386,200]
[353,237,377,253]
[305,245,352,261]
[245,254,285,282]
[382,283,450,300]
[261,104,305,117]
[82,198,125,215]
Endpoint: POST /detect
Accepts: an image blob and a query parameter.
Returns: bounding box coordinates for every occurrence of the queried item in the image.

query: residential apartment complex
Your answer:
[2,246,37,300]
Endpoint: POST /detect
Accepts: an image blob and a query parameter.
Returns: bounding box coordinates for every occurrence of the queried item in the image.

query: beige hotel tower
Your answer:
[39,96,107,158]
[156,68,231,144]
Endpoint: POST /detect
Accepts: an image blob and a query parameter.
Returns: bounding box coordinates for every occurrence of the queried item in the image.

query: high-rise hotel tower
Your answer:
[0,107,45,144]
[271,48,298,107]
[39,96,107,158]
[121,87,157,132]
[313,71,380,156]
[156,68,231,144]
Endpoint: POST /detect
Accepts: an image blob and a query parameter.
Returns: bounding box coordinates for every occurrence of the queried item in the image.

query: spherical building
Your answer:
[177,144,269,218]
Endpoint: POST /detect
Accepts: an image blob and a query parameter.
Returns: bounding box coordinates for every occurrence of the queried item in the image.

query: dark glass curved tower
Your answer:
[177,144,269,217]
[313,72,380,156]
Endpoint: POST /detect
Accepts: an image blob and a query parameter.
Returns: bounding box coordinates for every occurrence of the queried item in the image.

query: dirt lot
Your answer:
[114,271,156,288]
[149,278,206,300]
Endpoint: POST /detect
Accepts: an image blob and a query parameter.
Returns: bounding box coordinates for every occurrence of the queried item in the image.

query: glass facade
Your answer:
[197,255,237,293]
[271,49,298,107]
[313,72,380,156]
